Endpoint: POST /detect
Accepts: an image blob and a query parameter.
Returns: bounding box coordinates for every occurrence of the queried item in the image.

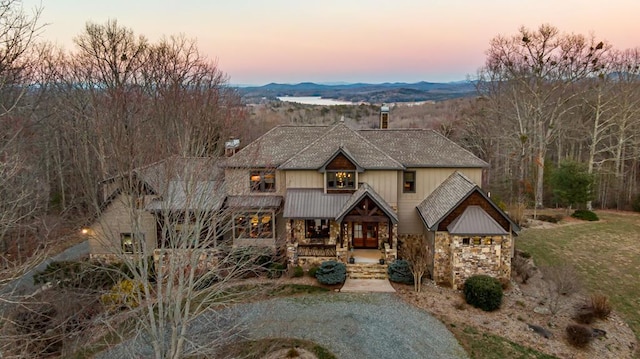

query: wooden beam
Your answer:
[343,215,389,223]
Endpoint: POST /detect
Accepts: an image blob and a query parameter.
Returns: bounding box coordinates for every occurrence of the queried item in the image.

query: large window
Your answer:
[121,233,144,253]
[233,212,274,239]
[305,219,330,239]
[250,170,276,192]
[327,171,355,189]
[403,171,416,193]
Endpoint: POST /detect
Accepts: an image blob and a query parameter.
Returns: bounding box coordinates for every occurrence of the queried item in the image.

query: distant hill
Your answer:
[236,81,477,104]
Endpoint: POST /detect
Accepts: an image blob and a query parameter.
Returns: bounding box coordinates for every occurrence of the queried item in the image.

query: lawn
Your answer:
[517,210,640,343]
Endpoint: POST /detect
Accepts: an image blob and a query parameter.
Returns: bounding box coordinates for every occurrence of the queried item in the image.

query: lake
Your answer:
[277,96,355,106]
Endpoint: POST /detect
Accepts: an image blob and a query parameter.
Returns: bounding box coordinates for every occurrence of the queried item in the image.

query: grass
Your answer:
[451,325,559,359]
[216,338,337,359]
[518,210,640,343]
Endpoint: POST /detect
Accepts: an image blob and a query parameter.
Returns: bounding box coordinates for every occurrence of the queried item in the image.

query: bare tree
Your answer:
[400,236,429,292]
[478,24,608,209]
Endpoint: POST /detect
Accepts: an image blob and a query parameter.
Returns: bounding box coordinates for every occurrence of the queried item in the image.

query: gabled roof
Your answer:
[417,171,520,233]
[222,122,487,170]
[359,129,489,168]
[278,123,404,170]
[223,125,329,168]
[145,181,225,212]
[447,206,508,235]
[283,189,351,219]
[336,183,398,224]
[417,171,477,230]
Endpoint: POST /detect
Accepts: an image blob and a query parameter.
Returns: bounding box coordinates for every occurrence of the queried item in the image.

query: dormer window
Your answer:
[250,170,275,192]
[327,171,355,190]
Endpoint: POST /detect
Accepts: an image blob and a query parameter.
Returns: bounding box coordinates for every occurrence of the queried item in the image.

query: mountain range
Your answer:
[235,81,477,104]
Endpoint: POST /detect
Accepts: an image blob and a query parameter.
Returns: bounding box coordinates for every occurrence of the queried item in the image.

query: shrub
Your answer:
[292,265,304,278]
[540,265,582,296]
[308,265,319,278]
[267,263,287,279]
[463,275,503,312]
[566,324,593,348]
[315,261,346,285]
[632,194,640,212]
[33,259,154,290]
[512,255,534,284]
[574,306,596,324]
[387,259,414,284]
[100,279,144,311]
[590,293,612,319]
[537,214,559,223]
[571,209,599,221]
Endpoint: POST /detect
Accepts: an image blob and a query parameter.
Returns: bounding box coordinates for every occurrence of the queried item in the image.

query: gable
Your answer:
[325,152,357,171]
[438,191,510,232]
[447,205,508,235]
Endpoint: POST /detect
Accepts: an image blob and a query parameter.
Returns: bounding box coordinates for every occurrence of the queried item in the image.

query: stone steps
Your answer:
[347,263,388,279]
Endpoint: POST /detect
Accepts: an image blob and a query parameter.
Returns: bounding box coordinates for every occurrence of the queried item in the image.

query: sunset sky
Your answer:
[22,0,640,85]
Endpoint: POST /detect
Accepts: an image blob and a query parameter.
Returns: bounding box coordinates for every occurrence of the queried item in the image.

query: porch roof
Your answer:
[283,189,351,219]
[447,205,508,235]
[227,195,283,209]
[336,183,398,224]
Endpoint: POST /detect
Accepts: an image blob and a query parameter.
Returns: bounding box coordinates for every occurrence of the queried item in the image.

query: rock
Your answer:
[592,328,607,338]
[527,323,552,339]
[533,306,551,315]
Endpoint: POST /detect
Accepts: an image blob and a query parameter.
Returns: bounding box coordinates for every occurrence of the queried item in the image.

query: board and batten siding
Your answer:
[397,168,483,235]
[89,193,157,254]
[284,170,324,189]
[358,170,398,207]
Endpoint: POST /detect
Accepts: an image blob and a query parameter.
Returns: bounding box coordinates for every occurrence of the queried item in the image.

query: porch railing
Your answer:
[297,244,336,257]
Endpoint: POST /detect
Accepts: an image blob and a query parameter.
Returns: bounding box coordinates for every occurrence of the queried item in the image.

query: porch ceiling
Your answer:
[283,189,351,219]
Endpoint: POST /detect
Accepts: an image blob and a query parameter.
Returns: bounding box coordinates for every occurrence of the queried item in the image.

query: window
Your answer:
[121,233,144,253]
[327,171,355,189]
[234,212,274,239]
[403,171,416,193]
[250,170,276,192]
[305,219,330,239]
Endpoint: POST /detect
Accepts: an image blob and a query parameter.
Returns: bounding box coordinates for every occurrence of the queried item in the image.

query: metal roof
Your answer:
[283,189,351,219]
[227,195,283,209]
[336,183,398,224]
[447,205,509,235]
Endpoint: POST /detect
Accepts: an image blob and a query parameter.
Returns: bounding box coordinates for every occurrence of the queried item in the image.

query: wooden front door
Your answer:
[352,222,378,249]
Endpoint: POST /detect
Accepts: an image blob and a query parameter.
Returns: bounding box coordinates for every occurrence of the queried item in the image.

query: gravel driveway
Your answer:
[101,292,468,359]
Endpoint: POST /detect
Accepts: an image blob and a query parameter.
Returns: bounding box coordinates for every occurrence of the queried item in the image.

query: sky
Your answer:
[21,0,640,85]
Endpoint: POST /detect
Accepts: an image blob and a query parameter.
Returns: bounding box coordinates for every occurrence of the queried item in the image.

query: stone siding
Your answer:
[432,232,453,287]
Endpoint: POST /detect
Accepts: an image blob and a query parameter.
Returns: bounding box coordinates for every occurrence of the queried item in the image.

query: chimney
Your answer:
[379,104,390,129]
[225,138,240,157]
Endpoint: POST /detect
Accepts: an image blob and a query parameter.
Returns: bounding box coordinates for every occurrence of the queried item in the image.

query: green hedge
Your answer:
[571,209,599,221]
[315,261,346,285]
[463,275,503,312]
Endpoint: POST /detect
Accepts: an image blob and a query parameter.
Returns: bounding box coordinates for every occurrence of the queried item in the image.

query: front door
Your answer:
[352,222,378,249]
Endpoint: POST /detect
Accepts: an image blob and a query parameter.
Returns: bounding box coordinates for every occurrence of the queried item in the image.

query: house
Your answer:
[88,114,518,289]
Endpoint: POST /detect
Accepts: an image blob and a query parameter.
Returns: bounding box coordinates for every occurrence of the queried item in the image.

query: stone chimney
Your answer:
[225,138,240,157]
[380,104,390,129]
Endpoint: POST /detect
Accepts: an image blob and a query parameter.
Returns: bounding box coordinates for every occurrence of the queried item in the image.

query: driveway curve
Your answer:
[225,293,468,359]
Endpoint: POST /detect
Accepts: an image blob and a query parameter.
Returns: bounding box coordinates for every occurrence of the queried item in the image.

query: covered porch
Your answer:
[283,184,398,266]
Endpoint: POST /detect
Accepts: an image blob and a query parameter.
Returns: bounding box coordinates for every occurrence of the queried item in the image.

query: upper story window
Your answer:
[250,170,276,192]
[327,171,355,190]
[403,171,416,193]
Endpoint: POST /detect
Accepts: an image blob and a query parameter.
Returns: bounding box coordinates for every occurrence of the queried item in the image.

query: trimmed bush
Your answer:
[293,265,304,278]
[315,261,346,285]
[571,209,599,221]
[463,275,503,312]
[388,259,414,284]
[566,324,593,348]
[308,265,319,278]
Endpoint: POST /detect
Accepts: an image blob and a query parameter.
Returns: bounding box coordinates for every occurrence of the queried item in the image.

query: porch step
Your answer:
[347,263,388,280]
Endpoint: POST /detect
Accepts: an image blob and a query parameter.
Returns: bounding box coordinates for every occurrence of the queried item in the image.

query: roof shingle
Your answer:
[416,171,477,229]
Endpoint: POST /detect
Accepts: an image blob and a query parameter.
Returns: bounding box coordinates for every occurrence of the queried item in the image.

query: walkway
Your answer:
[341,278,395,292]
